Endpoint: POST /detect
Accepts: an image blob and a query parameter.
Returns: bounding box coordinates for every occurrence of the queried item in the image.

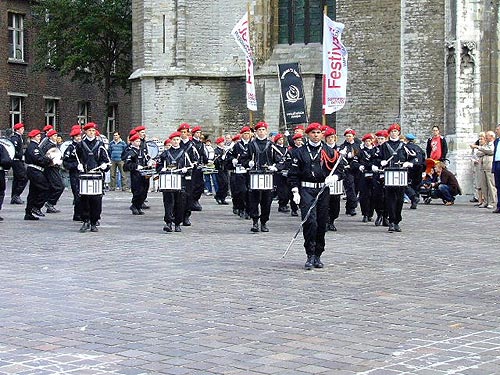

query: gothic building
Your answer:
[130,0,499,192]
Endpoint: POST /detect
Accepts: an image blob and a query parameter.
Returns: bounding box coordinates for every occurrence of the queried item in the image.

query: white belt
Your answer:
[0,166,3,171]
[301,181,325,188]
[27,164,45,172]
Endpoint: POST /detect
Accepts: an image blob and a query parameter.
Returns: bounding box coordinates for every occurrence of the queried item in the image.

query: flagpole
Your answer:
[322,5,328,127]
[247,2,254,127]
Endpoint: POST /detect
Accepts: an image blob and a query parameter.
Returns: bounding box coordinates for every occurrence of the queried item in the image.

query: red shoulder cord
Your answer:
[321,149,339,171]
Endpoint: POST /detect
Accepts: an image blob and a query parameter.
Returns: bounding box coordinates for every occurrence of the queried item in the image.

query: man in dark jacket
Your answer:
[10,122,28,204]
[433,161,461,205]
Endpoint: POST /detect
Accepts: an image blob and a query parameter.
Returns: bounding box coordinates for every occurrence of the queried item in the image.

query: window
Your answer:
[8,13,24,61]
[45,99,58,129]
[77,102,90,126]
[278,0,335,45]
[9,96,24,128]
[106,105,117,139]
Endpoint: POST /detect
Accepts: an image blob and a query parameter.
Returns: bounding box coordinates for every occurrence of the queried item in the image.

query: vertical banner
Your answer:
[231,12,258,112]
[322,15,348,114]
[277,63,308,126]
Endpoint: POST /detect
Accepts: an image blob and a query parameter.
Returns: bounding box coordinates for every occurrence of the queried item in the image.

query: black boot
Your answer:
[45,203,60,213]
[291,210,298,217]
[304,255,314,270]
[11,195,23,205]
[362,215,368,223]
[375,215,383,226]
[191,201,202,211]
[163,223,172,232]
[233,208,239,215]
[394,223,402,232]
[90,224,98,232]
[24,213,39,221]
[130,205,140,215]
[183,216,191,226]
[251,219,259,232]
[32,208,45,217]
[388,223,395,232]
[260,222,269,232]
[174,224,182,232]
[313,255,324,268]
[79,221,90,233]
[410,200,418,209]
[383,217,390,227]
[141,203,150,209]
[238,210,245,218]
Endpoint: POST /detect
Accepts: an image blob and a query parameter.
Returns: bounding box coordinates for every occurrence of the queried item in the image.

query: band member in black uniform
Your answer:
[123,134,150,215]
[323,127,342,231]
[228,127,252,219]
[75,122,110,232]
[372,130,389,226]
[133,125,152,209]
[240,122,277,233]
[0,140,13,221]
[355,133,377,223]
[272,133,290,213]
[190,126,209,211]
[177,123,198,225]
[403,133,425,209]
[286,124,305,148]
[39,129,64,213]
[288,123,343,269]
[287,133,305,216]
[157,131,191,233]
[374,123,414,232]
[63,126,83,221]
[10,122,28,204]
[24,129,52,220]
[213,137,229,205]
[339,129,362,216]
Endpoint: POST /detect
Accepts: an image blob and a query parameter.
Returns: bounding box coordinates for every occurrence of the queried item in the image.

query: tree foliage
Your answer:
[32,0,132,101]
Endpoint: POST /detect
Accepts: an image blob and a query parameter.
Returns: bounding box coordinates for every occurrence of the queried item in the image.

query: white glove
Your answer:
[325,175,339,185]
[232,158,238,167]
[248,160,255,169]
[284,130,290,136]
[208,159,214,164]
[181,167,188,173]
[100,163,108,170]
[402,162,413,168]
[359,165,365,172]
[53,158,62,166]
[147,159,155,167]
[347,152,353,158]
[292,187,300,205]
[77,164,84,172]
[268,165,278,172]
[372,165,379,172]
[339,148,347,156]
[137,165,144,170]
[380,160,388,167]
[161,167,167,172]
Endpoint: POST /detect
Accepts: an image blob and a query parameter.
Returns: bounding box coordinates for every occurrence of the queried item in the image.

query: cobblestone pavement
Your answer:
[0,182,499,375]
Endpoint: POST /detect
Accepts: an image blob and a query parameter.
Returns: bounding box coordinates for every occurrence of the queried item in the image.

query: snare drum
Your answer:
[384,168,408,187]
[249,172,274,190]
[235,165,247,174]
[159,172,183,191]
[79,173,103,195]
[328,179,344,195]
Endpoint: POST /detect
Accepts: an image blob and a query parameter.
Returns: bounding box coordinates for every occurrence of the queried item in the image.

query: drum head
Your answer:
[60,140,72,156]
[0,138,15,160]
[146,141,159,158]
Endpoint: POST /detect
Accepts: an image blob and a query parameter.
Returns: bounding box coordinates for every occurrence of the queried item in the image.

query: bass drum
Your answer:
[59,140,73,156]
[0,137,15,160]
[146,140,160,159]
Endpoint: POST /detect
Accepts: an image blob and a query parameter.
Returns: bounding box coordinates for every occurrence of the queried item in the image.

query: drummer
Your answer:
[75,122,110,232]
[10,122,28,205]
[123,133,149,215]
[0,138,13,221]
[133,125,152,209]
[374,123,414,232]
[39,129,64,213]
[62,126,83,221]
[157,131,191,233]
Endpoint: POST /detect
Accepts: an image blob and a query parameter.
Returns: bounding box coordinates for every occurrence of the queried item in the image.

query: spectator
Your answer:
[432,161,461,205]
[426,125,448,161]
[471,131,496,208]
[108,132,129,191]
[470,132,486,206]
[492,124,500,213]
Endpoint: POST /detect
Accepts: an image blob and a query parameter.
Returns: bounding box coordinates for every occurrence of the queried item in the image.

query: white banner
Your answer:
[322,15,348,114]
[231,12,258,111]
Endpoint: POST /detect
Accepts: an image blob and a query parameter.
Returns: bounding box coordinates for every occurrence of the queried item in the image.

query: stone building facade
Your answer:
[130,0,499,193]
[1,0,131,140]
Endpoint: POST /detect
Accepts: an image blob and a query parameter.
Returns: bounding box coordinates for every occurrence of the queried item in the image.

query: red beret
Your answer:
[375,130,389,138]
[362,133,374,142]
[191,126,202,134]
[305,123,322,134]
[344,129,356,136]
[83,122,97,130]
[239,126,251,134]
[28,129,41,138]
[129,129,137,136]
[232,134,241,142]
[292,133,304,140]
[273,133,284,143]
[215,137,225,144]
[134,125,146,132]
[69,128,81,137]
[177,123,190,131]
[169,131,182,139]
[320,125,329,132]
[294,125,304,131]
[13,122,25,130]
[71,124,81,131]
[388,123,401,132]
[43,124,54,132]
[46,129,58,138]
[164,138,172,145]
[129,134,140,142]
[254,121,268,130]
[324,127,336,137]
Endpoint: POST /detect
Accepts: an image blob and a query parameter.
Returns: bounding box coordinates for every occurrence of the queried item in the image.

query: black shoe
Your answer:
[260,223,269,232]
[183,218,191,226]
[394,224,402,232]
[96,220,100,226]
[368,216,373,222]
[410,201,418,209]
[278,206,290,213]
[137,208,145,215]
[79,221,90,233]
[470,197,479,203]
[130,205,139,215]
[90,224,98,232]
[313,256,324,268]
[304,255,314,270]
[191,201,202,211]
[347,210,356,216]
[251,221,259,232]
[388,223,395,232]
[220,200,229,205]
[383,218,390,227]
[238,210,245,218]
[291,210,298,217]
[0,216,3,221]
[32,208,45,217]
[141,203,150,209]
[46,205,60,213]
[215,198,222,204]
[24,214,39,221]
[233,208,239,215]
[327,223,337,231]
[375,215,383,226]
[10,196,23,204]
[492,208,500,213]
[174,225,182,232]
[163,223,172,232]
[244,212,250,220]
[362,215,368,223]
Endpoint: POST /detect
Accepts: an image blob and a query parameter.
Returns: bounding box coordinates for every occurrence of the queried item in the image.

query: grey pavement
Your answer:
[0,181,499,375]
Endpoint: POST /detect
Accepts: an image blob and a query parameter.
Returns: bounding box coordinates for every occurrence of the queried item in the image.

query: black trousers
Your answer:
[359,175,375,218]
[183,175,193,220]
[231,173,249,211]
[248,188,273,223]
[275,173,289,208]
[385,186,405,224]
[80,194,102,225]
[343,169,358,211]
[215,170,229,201]
[69,171,82,219]
[192,168,205,202]
[163,190,187,225]
[372,177,386,216]
[130,171,148,209]
[300,187,329,257]
[11,160,28,198]
[0,170,5,211]
[45,167,65,206]
[328,193,340,223]
[26,168,50,214]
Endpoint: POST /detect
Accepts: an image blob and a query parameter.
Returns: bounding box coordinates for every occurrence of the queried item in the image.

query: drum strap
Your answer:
[385,142,403,156]
[166,148,185,165]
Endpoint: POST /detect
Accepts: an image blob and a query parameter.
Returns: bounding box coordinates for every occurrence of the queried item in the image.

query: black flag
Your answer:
[278,63,308,127]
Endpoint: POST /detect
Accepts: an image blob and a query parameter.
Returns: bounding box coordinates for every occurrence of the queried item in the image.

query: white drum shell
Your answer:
[249,173,274,190]
[328,179,344,195]
[159,172,182,191]
[0,138,15,160]
[384,169,408,187]
[79,174,103,195]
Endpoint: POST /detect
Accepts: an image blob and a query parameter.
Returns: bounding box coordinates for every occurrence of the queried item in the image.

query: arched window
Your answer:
[278,0,336,44]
